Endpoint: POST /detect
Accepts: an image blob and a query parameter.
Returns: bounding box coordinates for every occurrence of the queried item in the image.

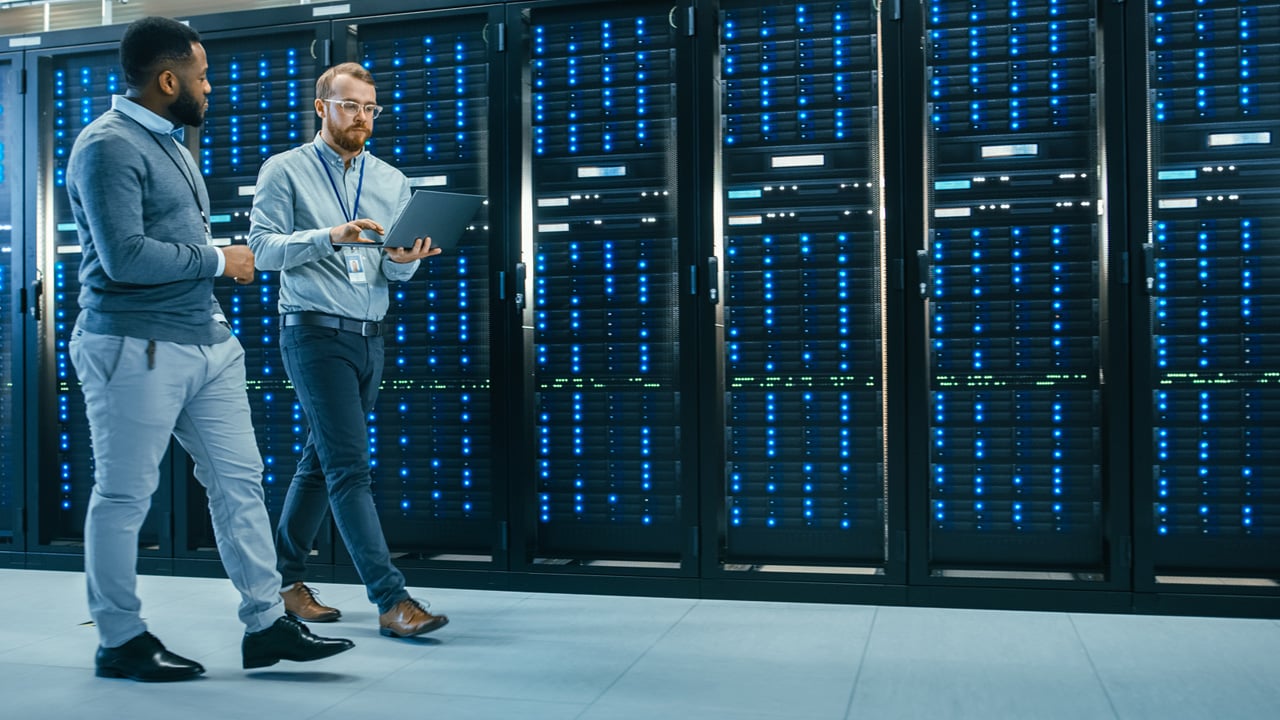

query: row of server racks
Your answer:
[0,0,1276,616]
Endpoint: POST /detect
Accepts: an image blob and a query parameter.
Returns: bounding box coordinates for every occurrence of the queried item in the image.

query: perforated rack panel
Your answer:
[923,0,1106,568]
[719,0,885,563]
[42,50,125,547]
[0,57,17,546]
[526,5,685,558]
[352,12,495,553]
[1147,0,1280,573]
[201,31,321,541]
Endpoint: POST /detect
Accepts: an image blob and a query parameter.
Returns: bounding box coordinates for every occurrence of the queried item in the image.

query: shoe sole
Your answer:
[284,609,341,623]
[95,666,205,682]
[242,641,354,669]
[242,655,280,670]
[379,616,449,638]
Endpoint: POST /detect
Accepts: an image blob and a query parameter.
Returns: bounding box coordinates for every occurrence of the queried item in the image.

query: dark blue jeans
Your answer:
[275,324,409,614]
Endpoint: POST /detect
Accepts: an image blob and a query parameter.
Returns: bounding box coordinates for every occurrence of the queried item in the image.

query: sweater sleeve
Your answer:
[70,134,220,285]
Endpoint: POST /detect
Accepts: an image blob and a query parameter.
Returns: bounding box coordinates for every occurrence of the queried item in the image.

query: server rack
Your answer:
[175,20,329,566]
[0,52,22,558]
[510,0,701,574]
[27,39,175,566]
[1137,0,1280,585]
[1,0,1275,616]
[711,0,893,577]
[330,4,508,571]
[909,0,1123,583]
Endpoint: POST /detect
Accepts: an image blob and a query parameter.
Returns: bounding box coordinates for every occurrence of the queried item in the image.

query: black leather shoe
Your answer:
[95,631,205,682]
[242,615,354,669]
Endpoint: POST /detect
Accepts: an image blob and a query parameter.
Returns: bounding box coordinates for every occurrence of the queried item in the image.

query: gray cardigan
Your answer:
[67,107,229,345]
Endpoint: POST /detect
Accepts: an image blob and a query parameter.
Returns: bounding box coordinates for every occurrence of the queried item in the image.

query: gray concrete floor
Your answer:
[1,568,1277,719]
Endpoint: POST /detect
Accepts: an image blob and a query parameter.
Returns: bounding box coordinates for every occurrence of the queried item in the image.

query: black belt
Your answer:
[281,312,382,337]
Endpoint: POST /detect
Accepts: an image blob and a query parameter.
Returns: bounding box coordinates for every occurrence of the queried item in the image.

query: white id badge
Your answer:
[344,250,368,284]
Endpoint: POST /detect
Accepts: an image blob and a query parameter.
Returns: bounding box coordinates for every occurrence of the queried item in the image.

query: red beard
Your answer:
[333,125,370,152]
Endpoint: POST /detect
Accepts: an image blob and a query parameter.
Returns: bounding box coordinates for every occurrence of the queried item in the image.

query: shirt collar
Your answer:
[112,95,184,139]
[311,132,363,168]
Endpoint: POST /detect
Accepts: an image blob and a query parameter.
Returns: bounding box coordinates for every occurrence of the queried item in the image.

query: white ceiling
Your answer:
[1,0,308,37]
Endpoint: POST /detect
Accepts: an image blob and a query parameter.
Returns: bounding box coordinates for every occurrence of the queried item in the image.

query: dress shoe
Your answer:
[95,631,205,682]
[281,582,341,623]
[379,598,449,638]
[242,615,354,669]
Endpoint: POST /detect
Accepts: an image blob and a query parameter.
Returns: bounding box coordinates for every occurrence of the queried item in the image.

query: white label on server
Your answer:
[312,4,351,17]
[1207,131,1271,147]
[578,166,627,178]
[981,143,1039,158]
[771,154,825,168]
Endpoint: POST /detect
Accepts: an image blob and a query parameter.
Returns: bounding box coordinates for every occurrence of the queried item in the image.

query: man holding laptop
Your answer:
[248,62,450,638]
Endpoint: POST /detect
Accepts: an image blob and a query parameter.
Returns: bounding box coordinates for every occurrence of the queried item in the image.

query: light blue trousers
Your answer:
[69,324,283,648]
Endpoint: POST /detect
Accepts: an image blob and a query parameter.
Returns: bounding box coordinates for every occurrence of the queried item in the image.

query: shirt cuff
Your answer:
[213,246,226,277]
[383,257,420,281]
[315,228,337,252]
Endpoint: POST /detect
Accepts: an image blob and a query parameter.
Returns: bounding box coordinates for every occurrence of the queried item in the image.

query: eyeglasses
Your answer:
[322,98,384,119]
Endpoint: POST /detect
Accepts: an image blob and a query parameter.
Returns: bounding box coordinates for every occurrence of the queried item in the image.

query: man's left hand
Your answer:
[387,237,443,264]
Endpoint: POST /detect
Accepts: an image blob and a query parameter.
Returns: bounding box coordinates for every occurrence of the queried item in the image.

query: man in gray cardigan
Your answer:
[66,16,353,682]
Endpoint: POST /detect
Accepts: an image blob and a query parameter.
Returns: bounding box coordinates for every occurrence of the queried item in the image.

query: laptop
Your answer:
[334,189,485,251]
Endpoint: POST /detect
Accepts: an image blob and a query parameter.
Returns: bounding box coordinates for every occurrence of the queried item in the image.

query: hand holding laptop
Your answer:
[331,190,485,257]
[329,217,440,262]
[386,237,443,263]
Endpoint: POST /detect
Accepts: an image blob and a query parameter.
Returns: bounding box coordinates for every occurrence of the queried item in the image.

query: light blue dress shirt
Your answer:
[248,134,418,322]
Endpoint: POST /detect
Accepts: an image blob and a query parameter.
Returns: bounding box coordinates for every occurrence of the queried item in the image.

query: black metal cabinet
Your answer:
[0,52,23,559]
[1137,0,1280,581]
[713,0,890,574]
[331,4,508,568]
[910,0,1122,581]
[27,40,175,564]
[2,0,1276,614]
[179,21,330,562]
[508,0,701,573]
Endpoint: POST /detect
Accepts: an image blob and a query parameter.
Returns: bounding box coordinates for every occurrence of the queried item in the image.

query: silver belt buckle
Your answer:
[361,321,379,336]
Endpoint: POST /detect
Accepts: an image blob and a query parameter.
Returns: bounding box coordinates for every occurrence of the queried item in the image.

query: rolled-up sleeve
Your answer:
[248,156,335,271]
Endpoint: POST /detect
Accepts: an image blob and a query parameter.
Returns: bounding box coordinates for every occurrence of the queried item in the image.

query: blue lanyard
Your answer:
[314,147,365,223]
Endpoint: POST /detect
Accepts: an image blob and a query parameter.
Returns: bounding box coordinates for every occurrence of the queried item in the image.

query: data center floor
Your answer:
[0,567,1276,719]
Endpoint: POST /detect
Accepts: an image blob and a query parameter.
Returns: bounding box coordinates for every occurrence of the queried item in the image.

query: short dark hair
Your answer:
[120,16,202,90]
[316,62,376,99]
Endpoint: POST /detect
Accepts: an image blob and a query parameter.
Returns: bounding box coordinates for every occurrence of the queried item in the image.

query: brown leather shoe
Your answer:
[280,582,341,623]
[379,598,448,638]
